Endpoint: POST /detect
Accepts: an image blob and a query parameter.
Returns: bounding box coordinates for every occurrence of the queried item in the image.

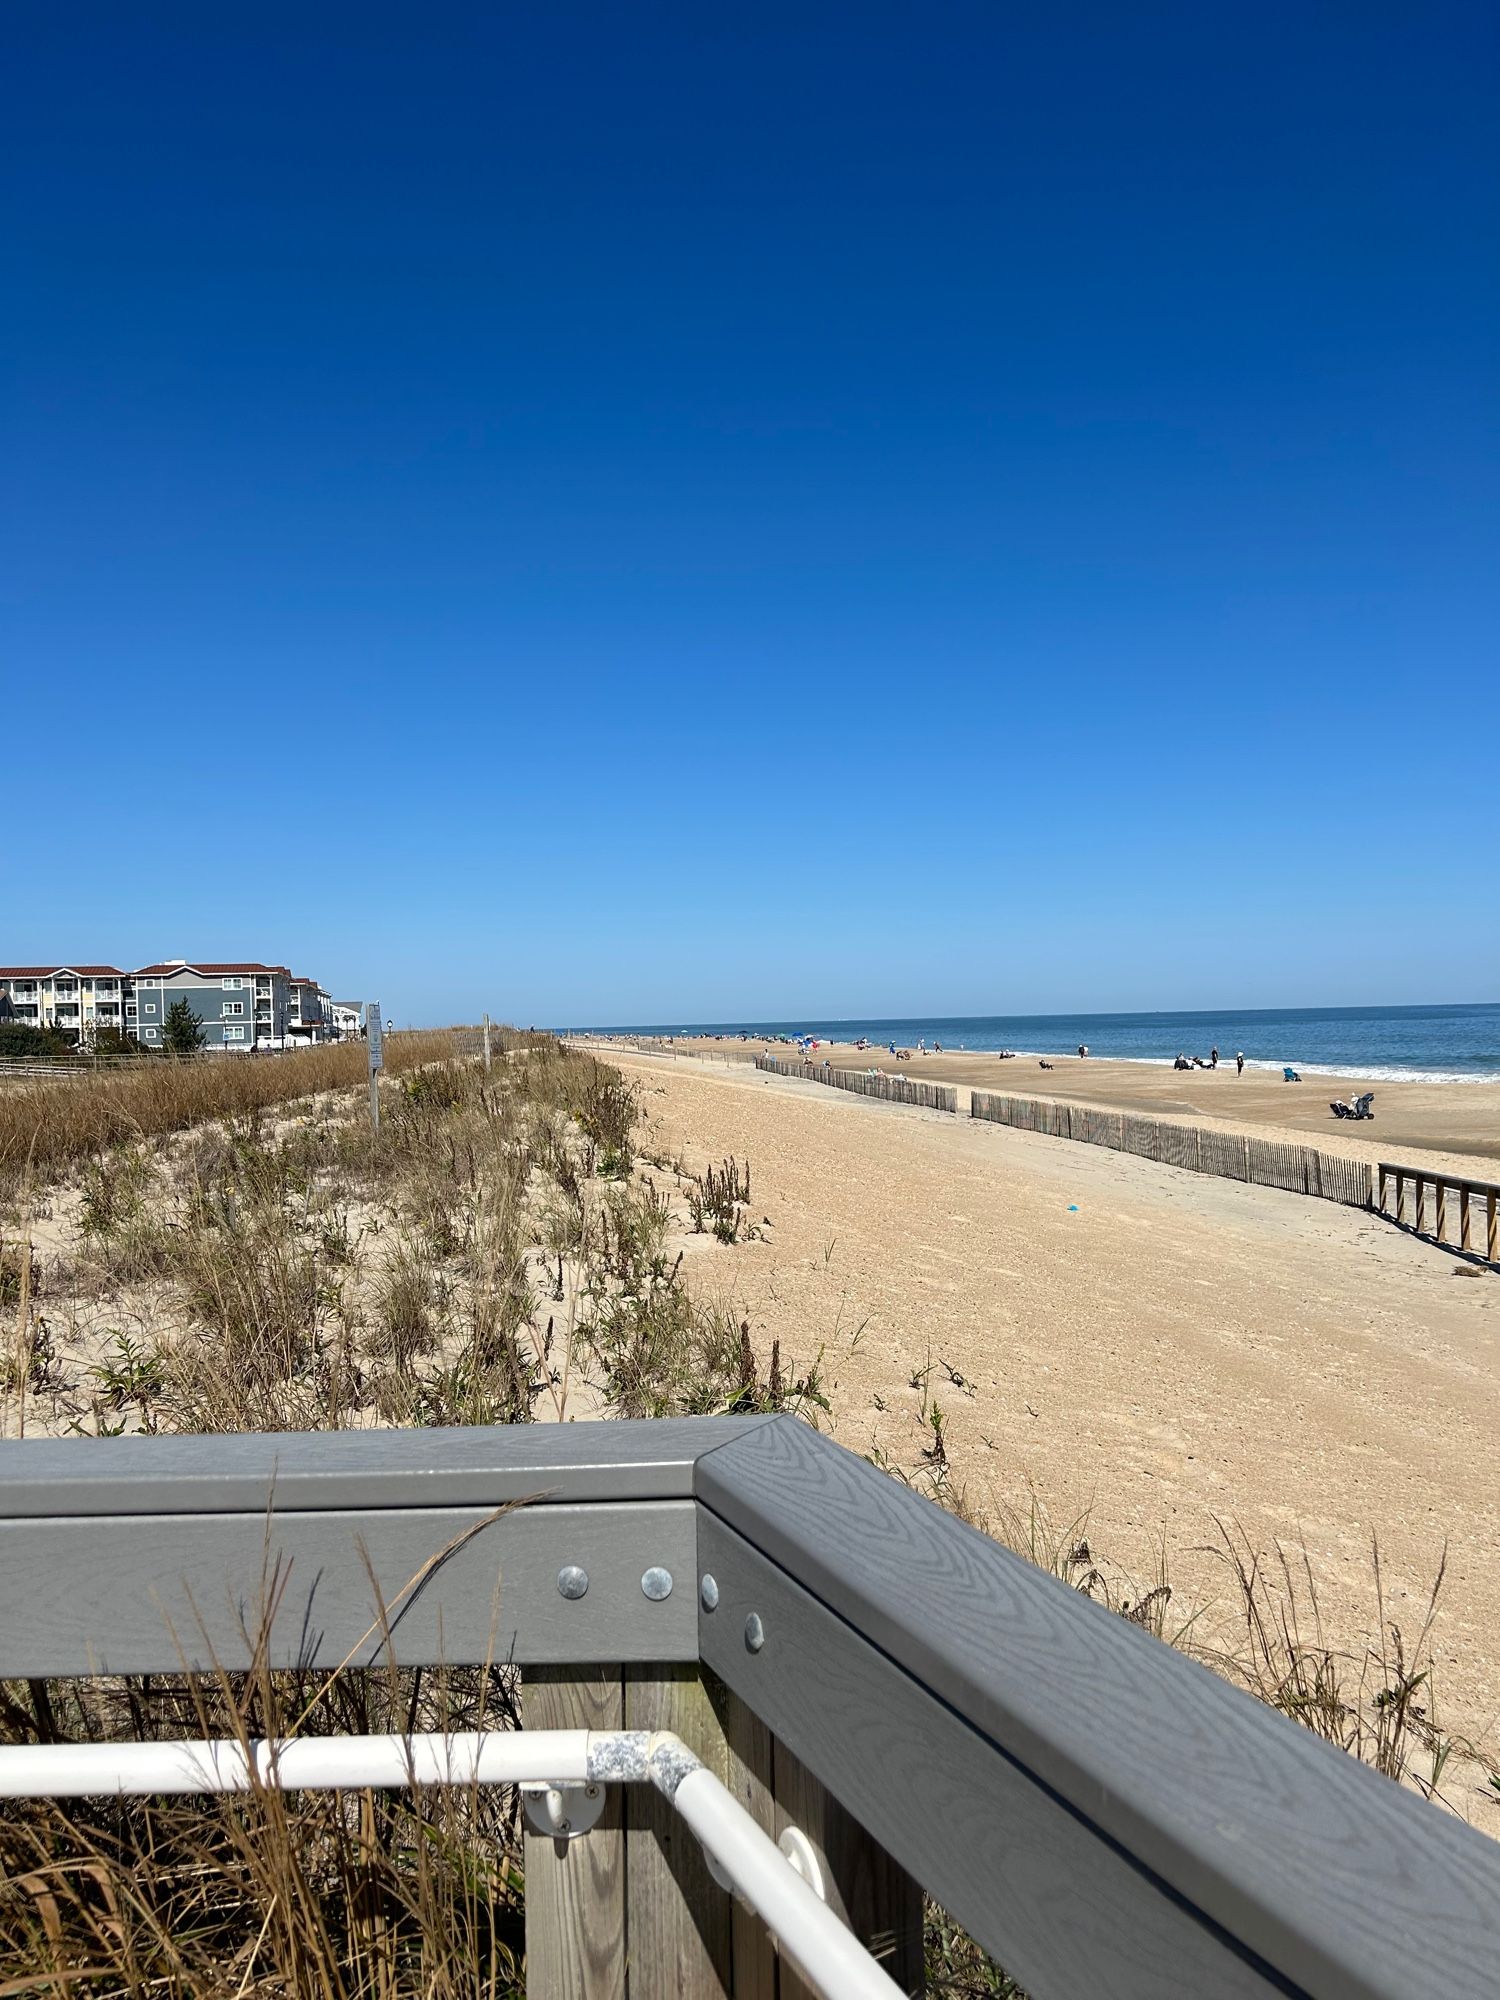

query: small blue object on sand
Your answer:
[1067,1204,1079,1212]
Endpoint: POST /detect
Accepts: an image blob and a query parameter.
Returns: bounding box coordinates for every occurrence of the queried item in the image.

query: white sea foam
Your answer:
[987,1050,1494,1085]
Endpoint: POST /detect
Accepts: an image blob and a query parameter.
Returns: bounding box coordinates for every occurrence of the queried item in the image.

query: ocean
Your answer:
[591,1003,1500,1084]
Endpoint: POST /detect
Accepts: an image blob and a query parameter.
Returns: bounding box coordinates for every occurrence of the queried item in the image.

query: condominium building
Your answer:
[287,977,333,1042]
[0,967,130,1038]
[0,960,341,1052]
[130,961,300,1051]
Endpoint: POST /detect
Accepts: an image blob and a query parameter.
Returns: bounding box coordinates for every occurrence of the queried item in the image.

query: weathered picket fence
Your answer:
[969,1092,1374,1207]
[754,1054,957,1113]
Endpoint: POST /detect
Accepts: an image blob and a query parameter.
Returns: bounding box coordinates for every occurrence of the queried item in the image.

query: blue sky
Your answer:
[4,5,1496,1025]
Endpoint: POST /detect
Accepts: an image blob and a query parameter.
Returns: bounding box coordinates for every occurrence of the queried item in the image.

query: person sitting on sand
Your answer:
[1039,1058,1055,1070]
[1174,1052,1191,1070]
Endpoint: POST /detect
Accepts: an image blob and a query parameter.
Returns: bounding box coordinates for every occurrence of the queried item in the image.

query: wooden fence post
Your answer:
[524,1666,922,1995]
[707,1676,779,2000]
[624,1664,736,1996]
[523,1666,627,2000]
[1437,1180,1448,1243]
[1490,1193,1498,1264]
[770,1734,926,1998]
[1461,1187,1472,1254]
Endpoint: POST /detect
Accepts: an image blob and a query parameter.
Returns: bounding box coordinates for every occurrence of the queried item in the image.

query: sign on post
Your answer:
[366,1001,382,1134]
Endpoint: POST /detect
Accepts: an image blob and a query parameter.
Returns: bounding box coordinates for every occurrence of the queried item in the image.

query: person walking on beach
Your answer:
[1236,1050,1245,1076]
[1210,1046,1219,1069]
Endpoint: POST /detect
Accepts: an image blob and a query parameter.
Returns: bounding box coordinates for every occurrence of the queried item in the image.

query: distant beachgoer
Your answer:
[1236,1051,1245,1076]
[934,1041,943,1052]
[1039,1059,1054,1070]
[1078,1044,1088,1058]
[1210,1047,1219,1068]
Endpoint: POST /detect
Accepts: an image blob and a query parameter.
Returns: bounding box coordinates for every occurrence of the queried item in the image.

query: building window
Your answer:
[224,1026,246,1041]
[143,1002,156,1015]
[222,1001,244,1016]
[144,1028,159,1040]
[222,976,244,990]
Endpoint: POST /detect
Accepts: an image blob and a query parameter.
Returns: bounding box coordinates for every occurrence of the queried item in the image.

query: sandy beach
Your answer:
[598,1043,1500,1817]
[607,1035,1500,1175]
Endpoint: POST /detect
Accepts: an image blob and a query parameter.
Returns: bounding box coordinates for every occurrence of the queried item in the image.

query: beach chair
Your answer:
[1330,1091,1375,1120]
[1283,1066,1302,1083]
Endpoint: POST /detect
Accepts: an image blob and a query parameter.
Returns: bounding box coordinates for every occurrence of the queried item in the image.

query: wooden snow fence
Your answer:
[1199,1129,1251,1181]
[1308,1150,1377,1207]
[1121,1113,1161,1159]
[753,1054,956,1113]
[1246,1138,1315,1195]
[970,1092,1374,1212]
[1158,1121,1203,1173]
[1074,1105,1125,1150]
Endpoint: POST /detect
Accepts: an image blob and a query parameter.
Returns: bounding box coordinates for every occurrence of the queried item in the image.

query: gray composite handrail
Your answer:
[0,1414,1495,2000]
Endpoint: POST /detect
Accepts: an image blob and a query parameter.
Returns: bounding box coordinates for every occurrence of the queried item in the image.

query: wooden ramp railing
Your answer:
[1377,1162,1500,1263]
[0,1418,1495,1997]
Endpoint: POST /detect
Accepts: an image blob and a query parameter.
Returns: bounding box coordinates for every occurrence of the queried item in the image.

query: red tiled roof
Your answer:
[0,965,127,978]
[134,961,290,977]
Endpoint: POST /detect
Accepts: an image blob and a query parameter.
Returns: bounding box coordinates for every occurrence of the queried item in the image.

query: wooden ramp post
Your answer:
[523,1666,628,2000]
[524,1667,924,1996]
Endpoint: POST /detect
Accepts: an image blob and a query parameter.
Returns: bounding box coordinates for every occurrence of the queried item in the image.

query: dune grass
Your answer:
[0,1029,482,1195]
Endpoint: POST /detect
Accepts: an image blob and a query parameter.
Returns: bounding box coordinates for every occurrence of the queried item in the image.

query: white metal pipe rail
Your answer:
[0,1726,902,2000]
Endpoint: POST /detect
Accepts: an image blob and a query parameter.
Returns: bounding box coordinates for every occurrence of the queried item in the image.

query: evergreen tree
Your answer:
[0,1021,77,1061]
[163,997,206,1055]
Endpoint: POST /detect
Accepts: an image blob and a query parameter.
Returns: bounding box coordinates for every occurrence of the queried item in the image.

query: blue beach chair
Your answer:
[1283,1066,1302,1082]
